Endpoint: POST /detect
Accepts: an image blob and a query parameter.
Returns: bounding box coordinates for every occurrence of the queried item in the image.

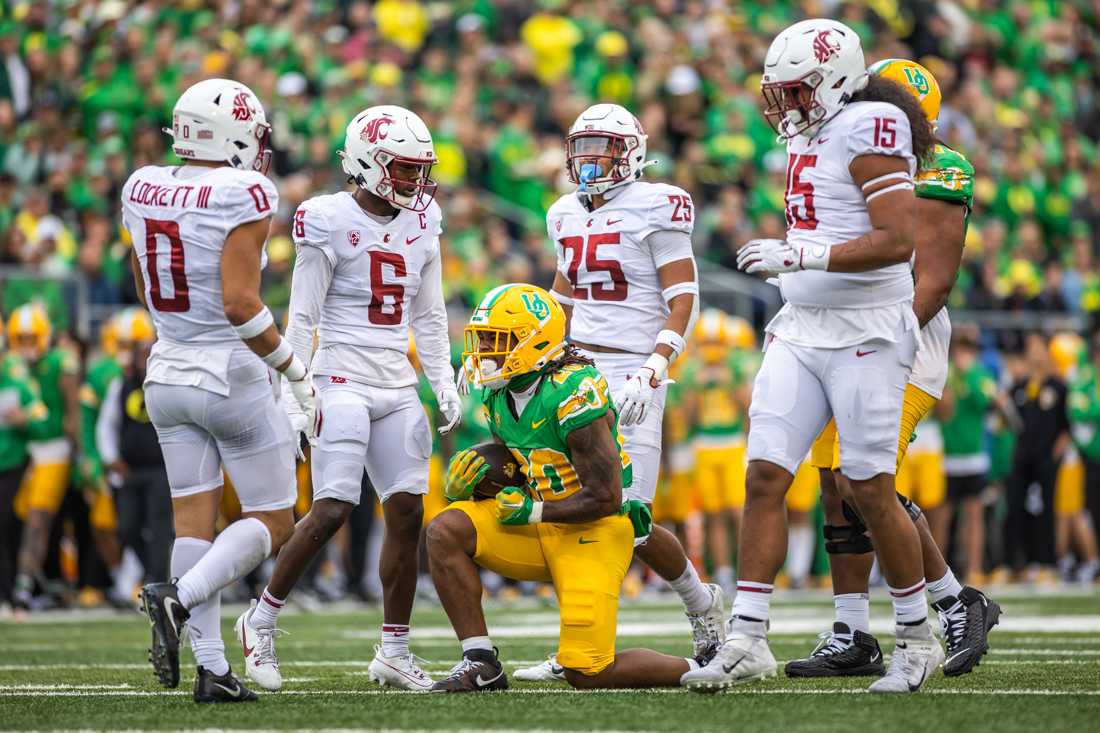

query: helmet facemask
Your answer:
[463,326,519,389]
[566,132,636,195]
[761,72,827,139]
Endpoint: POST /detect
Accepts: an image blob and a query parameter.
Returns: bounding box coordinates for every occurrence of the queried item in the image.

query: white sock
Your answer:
[249,588,286,630]
[171,537,228,676]
[926,568,964,605]
[176,518,272,609]
[889,579,928,626]
[460,636,493,655]
[381,624,411,657]
[715,566,735,592]
[786,525,814,585]
[669,562,712,615]
[730,580,773,623]
[834,592,870,634]
[113,547,144,598]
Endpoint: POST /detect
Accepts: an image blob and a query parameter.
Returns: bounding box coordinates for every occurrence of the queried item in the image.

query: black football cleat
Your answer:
[430,648,509,693]
[785,622,886,677]
[935,586,1002,677]
[193,666,259,704]
[140,581,189,688]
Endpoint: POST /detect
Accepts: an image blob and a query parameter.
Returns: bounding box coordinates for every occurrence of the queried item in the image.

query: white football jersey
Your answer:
[291,191,449,390]
[547,181,695,353]
[121,165,279,347]
[777,101,916,310]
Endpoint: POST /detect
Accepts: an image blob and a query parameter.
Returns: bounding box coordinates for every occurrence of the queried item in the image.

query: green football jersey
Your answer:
[30,347,79,441]
[941,362,996,458]
[79,355,123,486]
[483,362,632,503]
[694,349,757,438]
[916,143,975,234]
[0,356,50,472]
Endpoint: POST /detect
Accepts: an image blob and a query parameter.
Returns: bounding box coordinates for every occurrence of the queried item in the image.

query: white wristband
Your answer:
[798,245,830,271]
[232,306,274,340]
[661,281,698,304]
[262,338,305,379]
[643,352,670,381]
[529,501,544,524]
[281,354,307,381]
[551,289,573,307]
[655,329,686,359]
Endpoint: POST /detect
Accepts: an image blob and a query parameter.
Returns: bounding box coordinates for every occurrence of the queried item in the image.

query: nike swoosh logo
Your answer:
[476,670,504,687]
[855,349,877,358]
[870,651,881,663]
[406,236,421,245]
[945,648,970,666]
[213,682,242,698]
[578,537,599,544]
[607,219,622,225]
[908,666,928,692]
[242,632,254,659]
[817,138,829,144]
[163,597,182,637]
[722,654,747,674]
[531,418,547,429]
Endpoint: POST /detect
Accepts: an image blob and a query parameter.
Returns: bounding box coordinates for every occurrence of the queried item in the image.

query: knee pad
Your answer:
[896,492,923,522]
[824,524,873,554]
[840,499,866,528]
[313,401,370,503]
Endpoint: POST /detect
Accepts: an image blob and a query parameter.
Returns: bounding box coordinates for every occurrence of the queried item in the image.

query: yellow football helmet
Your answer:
[869,58,941,125]
[727,315,757,351]
[693,308,732,364]
[1049,332,1084,379]
[115,308,155,346]
[99,314,120,357]
[7,303,51,360]
[463,283,566,388]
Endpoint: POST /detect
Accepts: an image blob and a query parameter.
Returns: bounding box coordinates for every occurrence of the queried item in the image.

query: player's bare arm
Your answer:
[129,249,147,308]
[912,196,966,327]
[221,217,284,359]
[654,258,696,362]
[60,370,81,448]
[825,154,916,272]
[551,269,574,327]
[540,413,622,524]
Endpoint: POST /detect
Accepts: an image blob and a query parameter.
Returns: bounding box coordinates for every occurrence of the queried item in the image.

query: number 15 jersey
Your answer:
[547,181,695,354]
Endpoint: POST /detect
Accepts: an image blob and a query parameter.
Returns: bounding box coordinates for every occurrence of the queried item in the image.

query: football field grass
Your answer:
[2,588,1099,731]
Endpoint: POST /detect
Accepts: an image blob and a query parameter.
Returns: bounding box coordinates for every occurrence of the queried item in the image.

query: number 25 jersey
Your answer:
[547,181,695,354]
[121,165,279,347]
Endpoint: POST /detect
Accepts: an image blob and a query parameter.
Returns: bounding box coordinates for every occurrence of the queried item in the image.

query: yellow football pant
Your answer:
[89,491,118,532]
[423,455,448,524]
[14,461,71,519]
[1056,452,1086,515]
[443,499,634,675]
[653,470,694,524]
[695,441,746,513]
[786,462,820,513]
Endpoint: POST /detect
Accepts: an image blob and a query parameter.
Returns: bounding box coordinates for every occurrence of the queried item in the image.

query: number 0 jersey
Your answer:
[288,192,453,392]
[121,165,279,348]
[484,363,632,504]
[547,181,695,354]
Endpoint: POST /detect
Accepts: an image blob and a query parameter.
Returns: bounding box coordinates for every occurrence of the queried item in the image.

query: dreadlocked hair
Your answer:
[543,344,595,374]
[850,75,936,167]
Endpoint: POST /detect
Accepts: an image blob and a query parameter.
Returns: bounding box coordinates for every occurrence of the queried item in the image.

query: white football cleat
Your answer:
[513,654,566,682]
[368,645,434,692]
[234,600,283,691]
[681,618,777,693]
[868,622,945,694]
[687,583,727,659]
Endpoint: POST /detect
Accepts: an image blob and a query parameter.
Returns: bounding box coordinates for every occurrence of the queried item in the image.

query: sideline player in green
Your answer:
[426,283,708,692]
[790,59,999,685]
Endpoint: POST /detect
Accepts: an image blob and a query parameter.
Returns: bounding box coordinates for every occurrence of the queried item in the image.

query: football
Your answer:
[468,441,527,499]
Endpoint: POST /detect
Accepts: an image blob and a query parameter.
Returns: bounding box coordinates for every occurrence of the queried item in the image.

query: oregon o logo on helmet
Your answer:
[521,292,550,322]
[812,29,842,63]
[903,66,930,95]
[362,116,393,144]
[231,91,253,121]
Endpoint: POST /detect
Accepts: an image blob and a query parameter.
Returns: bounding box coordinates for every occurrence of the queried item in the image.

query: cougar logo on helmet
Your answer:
[362,116,393,144]
[812,29,842,63]
[231,91,254,121]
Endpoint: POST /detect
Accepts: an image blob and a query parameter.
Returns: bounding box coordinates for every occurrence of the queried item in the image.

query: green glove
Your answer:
[495,486,535,525]
[444,449,488,502]
[619,499,653,540]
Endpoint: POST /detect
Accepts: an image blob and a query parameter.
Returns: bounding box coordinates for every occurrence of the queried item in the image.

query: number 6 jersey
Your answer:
[547,181,695,354]
[287,191,453,394]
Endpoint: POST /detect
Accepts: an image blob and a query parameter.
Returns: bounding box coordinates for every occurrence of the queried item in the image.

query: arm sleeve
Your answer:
[95,379,123,466]
[285,244,334,370]
[555,369,613,440]
[646,229,696,269]
[409,241,456,396]
[846,104,915,173]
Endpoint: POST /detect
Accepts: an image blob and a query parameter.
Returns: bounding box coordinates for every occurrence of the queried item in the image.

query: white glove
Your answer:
[286,375,317,448]
[617,354,672,427]
[437,387,462,435]
[279,379,309,461]
[456,357,473,396]
[736,238,829,275]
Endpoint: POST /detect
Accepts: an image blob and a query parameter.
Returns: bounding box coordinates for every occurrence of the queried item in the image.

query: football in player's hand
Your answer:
[468,442,526,499]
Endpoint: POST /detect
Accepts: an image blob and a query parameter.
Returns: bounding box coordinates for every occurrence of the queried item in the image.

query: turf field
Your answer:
[2,588,1099,731]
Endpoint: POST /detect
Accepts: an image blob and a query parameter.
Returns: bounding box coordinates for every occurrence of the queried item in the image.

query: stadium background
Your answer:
[2,0,1100,613]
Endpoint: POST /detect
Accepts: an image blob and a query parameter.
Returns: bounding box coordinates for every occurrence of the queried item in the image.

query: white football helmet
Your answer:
[761,19,868,140]
[340,105,437,212]
[566,103,653,196]
[166,78,272,173]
